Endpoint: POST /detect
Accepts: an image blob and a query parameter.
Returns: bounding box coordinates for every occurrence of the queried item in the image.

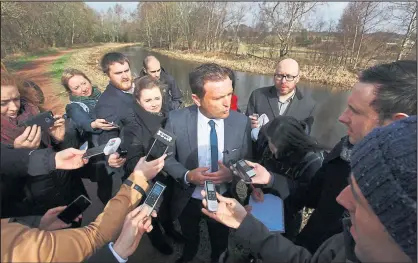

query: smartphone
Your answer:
[82,137,121,159]
[118,149,128,158]
[145,128,176,162]
[145,139,169,162]
[79,141,88,151]
[21,111,55,130]
[57,195,91,224]
[205,180,218,212]
[143,181,166,216]
[105,120,120,129]
[230,159,256,183]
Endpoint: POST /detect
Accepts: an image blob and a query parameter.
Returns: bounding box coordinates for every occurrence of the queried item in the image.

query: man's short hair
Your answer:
[189,63,230,98]
[142,56,159,70]
[100,52,130,74]
[359,60,417,122]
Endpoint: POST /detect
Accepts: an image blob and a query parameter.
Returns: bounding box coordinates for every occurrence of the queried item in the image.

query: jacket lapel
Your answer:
[223,116,234,163]
[268,86,280,118]
[188,106,199,168]
[284,87,302,117]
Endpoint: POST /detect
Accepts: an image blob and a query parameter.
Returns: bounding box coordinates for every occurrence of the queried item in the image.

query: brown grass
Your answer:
[150,48,356,90]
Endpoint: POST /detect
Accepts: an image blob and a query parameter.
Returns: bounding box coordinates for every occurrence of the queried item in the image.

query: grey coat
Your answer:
[163,105,252,219]
[234,215,358,263]
[246,86,316,124]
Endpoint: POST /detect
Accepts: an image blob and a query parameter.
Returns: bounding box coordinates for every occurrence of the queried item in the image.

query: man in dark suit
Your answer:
[94,52,133,204]
[163,63,252,263]
[246,58,316,131]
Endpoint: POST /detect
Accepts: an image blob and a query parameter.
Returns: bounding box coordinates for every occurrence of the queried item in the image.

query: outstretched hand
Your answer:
[113,205,157,259]
[201,190,247,229]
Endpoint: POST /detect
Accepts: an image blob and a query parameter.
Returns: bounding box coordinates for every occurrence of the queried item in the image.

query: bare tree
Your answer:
[258,2,320,57]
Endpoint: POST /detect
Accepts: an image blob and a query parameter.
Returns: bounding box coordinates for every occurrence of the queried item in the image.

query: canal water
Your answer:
[120,46,350,149]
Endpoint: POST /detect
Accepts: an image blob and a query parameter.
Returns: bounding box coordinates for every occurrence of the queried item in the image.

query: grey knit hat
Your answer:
[351,116,417,260]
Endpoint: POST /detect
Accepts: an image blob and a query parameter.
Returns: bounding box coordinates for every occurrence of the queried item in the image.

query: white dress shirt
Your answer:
[108,242,128,263]
[185,108,225,200]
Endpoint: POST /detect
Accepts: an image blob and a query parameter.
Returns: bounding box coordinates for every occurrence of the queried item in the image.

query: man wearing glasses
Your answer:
[139,56,183,112]
[246,58,316,131]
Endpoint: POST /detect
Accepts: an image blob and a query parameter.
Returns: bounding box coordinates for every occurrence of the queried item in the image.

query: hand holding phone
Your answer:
[229,159,256,184]
[142,182,166,216]
[20,111,55,131]
[145,128,176,162]
[82,137,121,159]
[205,180,218,212]
[57,195,91,224]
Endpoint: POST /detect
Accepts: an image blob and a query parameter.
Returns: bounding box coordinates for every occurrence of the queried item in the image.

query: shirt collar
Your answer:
[279,89,296,104]
[197,108,224,127]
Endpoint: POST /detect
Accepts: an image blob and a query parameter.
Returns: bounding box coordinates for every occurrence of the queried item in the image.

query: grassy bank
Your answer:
[3,49,62,71]
[149,48,357,91]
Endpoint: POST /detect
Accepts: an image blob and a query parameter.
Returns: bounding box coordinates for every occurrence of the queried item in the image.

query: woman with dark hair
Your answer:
[121,75,184,256]
[254,116,325,240]
[0,72,85,218]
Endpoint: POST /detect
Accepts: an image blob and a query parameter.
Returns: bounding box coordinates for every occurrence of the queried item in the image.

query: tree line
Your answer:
[1,1,416,70]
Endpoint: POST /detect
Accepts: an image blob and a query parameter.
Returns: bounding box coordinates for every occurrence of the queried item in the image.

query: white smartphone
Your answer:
[205,180,218,212]
[143,181,166,216]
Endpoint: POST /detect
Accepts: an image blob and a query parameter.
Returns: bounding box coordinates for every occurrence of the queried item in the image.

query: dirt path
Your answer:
[15,50,73,115]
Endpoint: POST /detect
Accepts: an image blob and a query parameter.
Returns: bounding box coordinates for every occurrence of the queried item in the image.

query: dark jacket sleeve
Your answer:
[234,214,314,263]
[122,120,146,177]
[1,144,56,177]
[66,104,98,133]
[287,157,323,211]
[167,75,182,110]
[234,214,345,263]
[95,102,122,145]
[246,90,256,116]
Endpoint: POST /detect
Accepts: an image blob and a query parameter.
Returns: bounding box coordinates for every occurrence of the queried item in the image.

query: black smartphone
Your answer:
[21,111,55,130]
[145,128,176,162]
[146,139,170,162]
[57,195,91,224]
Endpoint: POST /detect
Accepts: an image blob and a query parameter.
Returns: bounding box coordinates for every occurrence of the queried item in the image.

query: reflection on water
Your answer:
[121,46,350,149]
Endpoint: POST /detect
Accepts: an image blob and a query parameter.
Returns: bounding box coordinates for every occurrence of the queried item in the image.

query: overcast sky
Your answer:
[85,2,348,26]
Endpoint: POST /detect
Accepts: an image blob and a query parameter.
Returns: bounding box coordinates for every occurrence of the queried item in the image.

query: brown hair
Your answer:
[1,72,40,107]
[133,75,166,101]
[61,68,92,93]
[100,52,130,74]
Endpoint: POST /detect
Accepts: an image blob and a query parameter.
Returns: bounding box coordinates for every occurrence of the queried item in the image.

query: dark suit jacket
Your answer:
[163,105,252,219]
[95,83,134,145]
[246,86,316,123]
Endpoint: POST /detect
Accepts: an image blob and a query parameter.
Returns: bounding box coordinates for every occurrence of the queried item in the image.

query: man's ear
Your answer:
[191,94,201,107]
[295,71,301,84]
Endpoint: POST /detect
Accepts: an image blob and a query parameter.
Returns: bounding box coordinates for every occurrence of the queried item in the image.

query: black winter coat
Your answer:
[294,136,351,253]
[121,102,167,179]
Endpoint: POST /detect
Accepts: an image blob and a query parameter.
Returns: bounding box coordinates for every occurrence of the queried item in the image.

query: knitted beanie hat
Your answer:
[351,116,417,260]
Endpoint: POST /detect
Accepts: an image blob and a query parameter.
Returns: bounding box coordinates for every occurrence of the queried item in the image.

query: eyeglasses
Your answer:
[149,68,161,74]
[274,74,298,81]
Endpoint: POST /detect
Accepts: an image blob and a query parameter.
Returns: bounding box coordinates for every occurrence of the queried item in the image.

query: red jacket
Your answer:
[231,94,238,111]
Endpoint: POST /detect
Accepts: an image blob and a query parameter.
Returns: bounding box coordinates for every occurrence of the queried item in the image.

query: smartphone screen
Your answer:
[57,195,91,224]
[145,139,169,162]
